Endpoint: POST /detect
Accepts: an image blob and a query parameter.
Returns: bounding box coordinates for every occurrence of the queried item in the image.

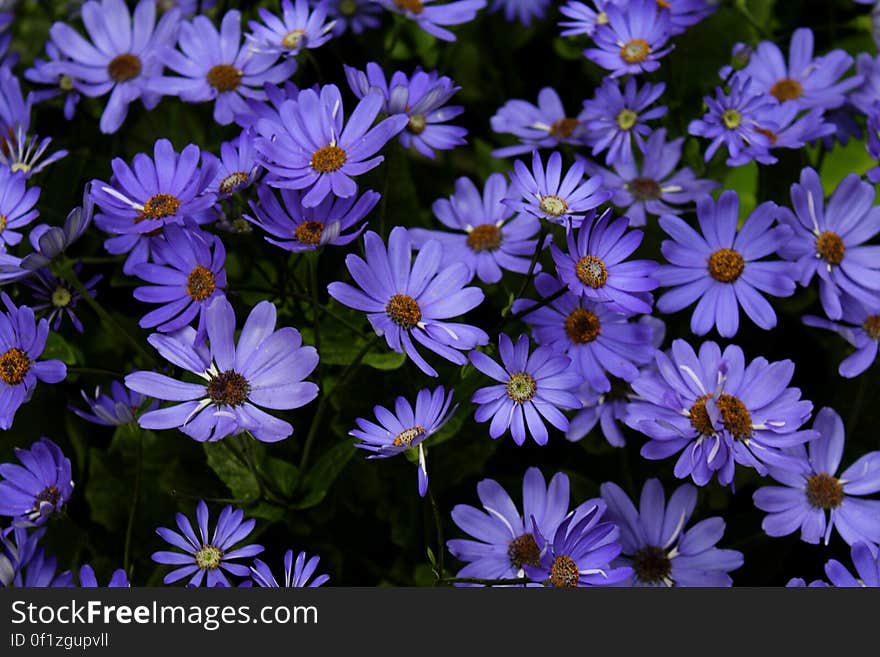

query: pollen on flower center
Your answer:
[393,425,426,447]
[863,315,880,340]
[539,195,568,217]
[0,347,31,385]
[386,293,422,329]
[206,64,242,92]
[550,117,579,139]
[51,286,72,308]
[219,171,250,195]
[805,473,844,510]
[549,554,580,587]
[195,545,224,570]
[35,485,61,507]
[141,193,181,220]
[186,265,216,301]
[407,114,427,135]
[466,224,503,252]
[770,77,804,102]
[633,545,671,584]
[627,177,662,201]
[394,0,424,14]
[206,370,251,406]
[281,29,306,49]
[708,248,745,283]
[575,255,608,289]
[620,38,651,64]
[689,393,753,440]
[508,533,541,569]
[564,308,601,344]
[59,74,74,91]
[616,108,639,131]
[815,231,845,265]
[310,145,348,173]
[722,109,742,130]
[107,53,143,82]
[506,371,537,403]
[656,0,671,8]
[294,220,325,245]
[0,214,7,233]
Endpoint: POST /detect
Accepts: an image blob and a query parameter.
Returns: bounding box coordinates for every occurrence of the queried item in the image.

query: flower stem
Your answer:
[123,425,143,575]
[503,224,549,319]
[427,487,445,583]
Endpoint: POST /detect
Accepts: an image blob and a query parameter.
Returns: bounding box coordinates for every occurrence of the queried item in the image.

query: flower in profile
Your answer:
[408,173,541,284]
[584,0,674,78]
[0,294,67,430]
[320,0,382,35]
[0,527,74,588]
[345,63,467,159]
[150,10,297,125]
[753,407,880,547]
[580,77,667,165]
[850,52,880,116]
[77,565,130,587]
[247,0,336,58]
[601,478,743,587]
[327,227,488,377]
[152,500,264,587]
[125,296,319,443]
[655,191,796,338]
[505,150,611,231]
[490,0,549,26]
[626,339,817,486]
[551,209,659,315]
[351,386,456,496]
[246,184,378,252]
[0,438,73,527]
[803,296,880,378]
[582,129,719,227]
[70,379,158,426]
[490,87,588,158]
[20,189,94,271]
[205,132,262,198]
[133,224,227,338]
[45,0,181,133]
[22,265,101,333]
[558,1,614,38]
[0,167,40,249]
[777,167,880,320]
[250,550,329,587]
[469,333,580,446]
[374,0,487,42]
[447,467,585,585]
[254,84,408,207]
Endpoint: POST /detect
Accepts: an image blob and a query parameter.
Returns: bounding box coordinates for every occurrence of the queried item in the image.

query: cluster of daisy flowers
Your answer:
[0,0,879,590]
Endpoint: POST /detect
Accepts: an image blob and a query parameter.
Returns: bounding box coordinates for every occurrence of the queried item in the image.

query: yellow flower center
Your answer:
[386,294,422,329]
[564,308,601,344]
[620,39,651,64]
[206,64,242,92]
[575,255,608,289]
[186,265,216,301]
[310,145,347,173]
[707,248,745,283]
[0,347,31,386]
[294,221,325,246]
[770,78,804,102]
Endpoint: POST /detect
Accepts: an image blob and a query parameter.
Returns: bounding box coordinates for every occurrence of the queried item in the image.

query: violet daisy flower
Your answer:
[660,0,716,36]
[77,565,130,587]
[20,190,94,272]
[777,167,880,320]
[327,227,488,377]
[0,167,40,249]
[817,542,880,587]
[151,500,264,587]
[447,467,585,584]
[850,52,880,116]
[408,173,541,284]
[0,125,68,179]
[490,0,549,26]
[351,386,456,497]
[246,184,378,252]
[566,378,631,447]
[90,138,218,275]
[149,10,297,126]
[205,132,262,198]
[125,296,319,443]
[345,63,467,159]
[550,209,659,315]
[581,129,719,227]
[580,77,667,165]
[583,0,674,78]
[0,438,73,527]
[0,294,67,430]
[558,1,615,39]
[601,478,743,587]
[253,84,408,207]
[22,265,101,334]
[250,550,329,587]
[24,41,82,121]
[511,273,659,393]
[319,0,382,35]
[803,296,880,378]
[0,65,29,136]
[247,0,336,58]
[71,379,158,426]
[490,87,588,158]
[0,527,74,588]
[504,150,611,231]
[626,339,818,487]
[469,333,580,446]
[46,0,181,133]
[374,0,487,42]
[655,191,797,338]
[754,407,880,547]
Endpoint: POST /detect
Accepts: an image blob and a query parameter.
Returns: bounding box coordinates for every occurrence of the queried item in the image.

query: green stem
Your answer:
[730,0,772,40]
[427,488,445,583]
[495,287,567,332]
[123,426,143,574]
[503,224,549,318]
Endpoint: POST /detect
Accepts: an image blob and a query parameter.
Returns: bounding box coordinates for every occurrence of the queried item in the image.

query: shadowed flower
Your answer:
[71,379,158,426]
[583,0,673,78]
[77,565,130,587]
[247,0,336,58]
[374,0,487,42]
[319,0,382,35]
[23,265,101,334]
[250,549,329,587]
[0,438,73,527]
[490,87,588,158]
[204,132,262,198]
[1,527,74,588]
[803,295,880,378]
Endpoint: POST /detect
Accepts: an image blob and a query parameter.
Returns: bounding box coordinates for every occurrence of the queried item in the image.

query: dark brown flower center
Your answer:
[207,64,242,92]
[770,77,804,102]
[310,145,347,173]
[506,372,537,403]
[708,248,745,283]
[407,114,427,135]
[633,545,671,584]
[294,220,325,245]
[206,370,251,406]
[393,425,425,447]
[815,231,845,266]
[107,53,142,82]
[863,315,880,340]
[0,347,30,385]
[35,485,61,507]
[466,224,502,252]
[141,193,181,220]
[508,533,541,569]
[186,265,216,301]
[394,0,424,13]
[689,393,753,440]
[549,554,580,588]
[219,171,250,195]
[628,177,662,201]
[620,38,651,64]
[575,255,608,288]
[550,118,579,140]
[386,294,422,329]
[564,308,601,344]
[805,473,844,510]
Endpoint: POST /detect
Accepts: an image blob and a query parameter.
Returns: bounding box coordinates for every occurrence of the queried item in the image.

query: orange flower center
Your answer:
[386,294,422,329]
[0,347,30,385]
[815,231,845,266]
[310,145,347,173]
[206,64,242,92]
[770,78,803,102]
[620,39,651,64]
[575,256,608,288]
[708,248,745,283]
[466,224,502,252]
[294,221,325,246]
[564,308,601,344]
[186,265,216,301]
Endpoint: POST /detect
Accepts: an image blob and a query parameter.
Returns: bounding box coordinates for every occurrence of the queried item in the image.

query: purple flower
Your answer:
[22,265,101,333]
[205,132,262,198]
[1,527,74,588]
[25,41,82,121]
[250,550,329,587]
[581,129,719,227]
[489,0,549,26]
[246,184,378,252]
[490,87,588,158]
[151,500,264,587]
[566,379,631,447]
[626,339,817,486]
[580,77,667,165]
[551,209,659,315]
[601,478,743,587]
[374,0,487,42]
[777,167,880,320]
[247,0,336,58]
[408,173,541,284]
[0,65,29,135]
[149,10,297,125]
[850,52,880,115]
[71,379,158,426]
[0,126,67,179]
[0,294,67,430]
[505,150,611,231]
[351,386,456,496]
[0,438,73,527]
[818,542,880,587]
[0,167,40,249]
[254,84,408,207]
[754,407,880,547]
[20,190,94,271]
[583,0,673,78]
[125,296,319,443]
[46,0,181,133]
[660,0,716,36]
[327,227,488,377]
[655,191,796,338]
[558,1,615,39]
[803,296,880,378]
[77,565,130,587]
[469,333,580,446]
[345,63,467,159]
[319,0,382,36]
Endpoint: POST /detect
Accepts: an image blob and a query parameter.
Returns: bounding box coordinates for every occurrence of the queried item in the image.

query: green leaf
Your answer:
[292,439,357,510]
[203,441,261,502]
[43,331,82,366]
